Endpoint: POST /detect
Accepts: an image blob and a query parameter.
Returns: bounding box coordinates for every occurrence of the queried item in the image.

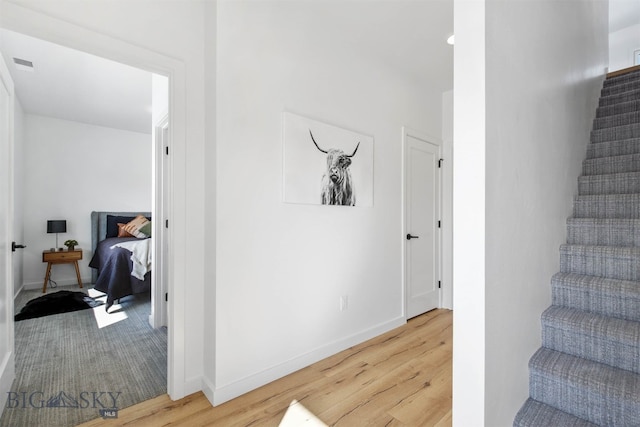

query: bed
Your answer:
[89,211,152,310]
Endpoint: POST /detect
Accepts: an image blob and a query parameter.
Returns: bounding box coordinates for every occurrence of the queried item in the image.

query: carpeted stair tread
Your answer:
[603,69,640,88]
[599,88,640,107]
[586,137,640,159]
[582,152,640,175]
[514,398,597,427]
[541,306,640,373]
[591,122,640,143]
[597,100,640,119]
[551,273,640,323]
[566,218,640,246]
[578,171,640,195]
[560,244,640,281]
[529,347,640,426]
[601,78,640,97]
[573,193,640,219]
[593,110,640,130]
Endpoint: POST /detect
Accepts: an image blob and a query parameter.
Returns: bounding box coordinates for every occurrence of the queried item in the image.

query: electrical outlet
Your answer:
[340,295,349,311]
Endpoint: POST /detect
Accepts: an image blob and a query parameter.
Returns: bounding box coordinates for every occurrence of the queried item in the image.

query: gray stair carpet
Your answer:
[599,88,640,107]
[514,69,640,425]
[586,138,640,159]
[578,172,640,195]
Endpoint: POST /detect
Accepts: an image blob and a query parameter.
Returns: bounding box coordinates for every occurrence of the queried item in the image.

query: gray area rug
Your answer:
[0,287,167,427]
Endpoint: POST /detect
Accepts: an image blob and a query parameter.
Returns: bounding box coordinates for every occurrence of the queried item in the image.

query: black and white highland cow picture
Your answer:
[283,112,373,207]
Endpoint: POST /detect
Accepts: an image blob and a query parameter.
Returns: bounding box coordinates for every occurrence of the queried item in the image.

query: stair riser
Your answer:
[552,274,640,323]
[560,250,640,281]
[529,369,640,426]
[586,139,640,159]
[597,100,640,119]
[583,156,640,175]
[603,71,640,88]
[593,111,640,130]
[542,319,640,374]
[573,196,640,219]
[566,222,640,246]
[542,327,640,374]
[514,399,599,427]
[591,124,640,143]
[601,79,640,97]
[552,287,640,323]
[578,174,640,195]
[599,90,640,107]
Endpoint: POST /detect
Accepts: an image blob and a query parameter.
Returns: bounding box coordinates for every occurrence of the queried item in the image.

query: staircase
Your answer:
[514,68,640,426]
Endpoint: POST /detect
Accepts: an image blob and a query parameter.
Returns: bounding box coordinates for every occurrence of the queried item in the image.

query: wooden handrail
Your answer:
[607,64,640,79]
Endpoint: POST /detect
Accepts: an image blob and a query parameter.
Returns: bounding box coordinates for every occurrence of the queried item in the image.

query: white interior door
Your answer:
[0,52,16,410]
[151,117,169,328]
[404,128,441,319]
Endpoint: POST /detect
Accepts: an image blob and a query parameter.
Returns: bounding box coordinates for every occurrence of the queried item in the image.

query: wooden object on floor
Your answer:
[42,249,83,292]
[77,309,452,427]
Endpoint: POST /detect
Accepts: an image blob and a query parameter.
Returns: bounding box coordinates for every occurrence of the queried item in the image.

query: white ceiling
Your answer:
[0,1,453,138]
[0,1,634,136]
[318,0,453,92]
[610,0,640,33]
[0,29,152,135]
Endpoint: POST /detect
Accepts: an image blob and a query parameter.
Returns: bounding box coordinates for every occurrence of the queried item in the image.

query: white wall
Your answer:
[21,114,151,288]
[12,97,24,296]
[213,0,448,403]
[1,0,206,397]
[453,0,608,426]
[203,0,217,403]
[452,1,486,424]
[609,23,640,71]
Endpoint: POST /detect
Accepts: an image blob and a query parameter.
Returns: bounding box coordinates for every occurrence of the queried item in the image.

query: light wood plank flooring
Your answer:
[78,309,452,426]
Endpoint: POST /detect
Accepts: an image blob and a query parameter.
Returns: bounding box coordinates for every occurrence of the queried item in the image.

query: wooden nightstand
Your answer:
[42,249,83,293]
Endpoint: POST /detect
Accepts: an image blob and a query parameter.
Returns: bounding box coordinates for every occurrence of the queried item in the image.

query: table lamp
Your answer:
[47,220,66,250]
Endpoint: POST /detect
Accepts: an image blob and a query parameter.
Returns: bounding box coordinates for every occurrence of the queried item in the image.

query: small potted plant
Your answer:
[64,239,78,251]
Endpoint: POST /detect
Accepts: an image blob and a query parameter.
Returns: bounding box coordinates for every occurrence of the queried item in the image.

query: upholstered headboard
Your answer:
[90,211,151,283]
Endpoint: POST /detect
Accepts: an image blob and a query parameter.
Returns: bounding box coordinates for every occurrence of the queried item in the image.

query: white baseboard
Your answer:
[13,284,24,300]
[211,316,406,406]
[22,277,92,291]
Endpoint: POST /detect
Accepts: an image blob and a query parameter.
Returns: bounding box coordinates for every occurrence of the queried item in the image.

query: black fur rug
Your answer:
[15,290,104,321]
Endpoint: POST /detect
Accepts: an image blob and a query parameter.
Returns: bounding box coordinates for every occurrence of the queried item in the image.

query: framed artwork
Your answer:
[283,112,373,207]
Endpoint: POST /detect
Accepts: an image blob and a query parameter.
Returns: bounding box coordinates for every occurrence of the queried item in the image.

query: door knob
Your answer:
[406,234,419,240]
[12,242,26,252]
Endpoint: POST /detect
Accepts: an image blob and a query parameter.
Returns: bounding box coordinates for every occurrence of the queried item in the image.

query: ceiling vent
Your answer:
[13,57,34,72]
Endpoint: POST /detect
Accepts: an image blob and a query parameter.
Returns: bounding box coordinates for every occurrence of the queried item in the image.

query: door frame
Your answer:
[0,47,16,410]
[0,3,189,399]
[401,126,444,318]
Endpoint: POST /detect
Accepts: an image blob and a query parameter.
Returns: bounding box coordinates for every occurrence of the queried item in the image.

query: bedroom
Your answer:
[0,27,169,426]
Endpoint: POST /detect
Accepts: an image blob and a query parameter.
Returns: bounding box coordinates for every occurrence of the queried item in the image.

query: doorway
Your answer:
[403,127,442,319]
[0,0,192,405]
[0,29,172,425]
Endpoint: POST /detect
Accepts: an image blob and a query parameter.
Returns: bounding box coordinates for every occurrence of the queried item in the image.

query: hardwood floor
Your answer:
[78,309,452,427]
